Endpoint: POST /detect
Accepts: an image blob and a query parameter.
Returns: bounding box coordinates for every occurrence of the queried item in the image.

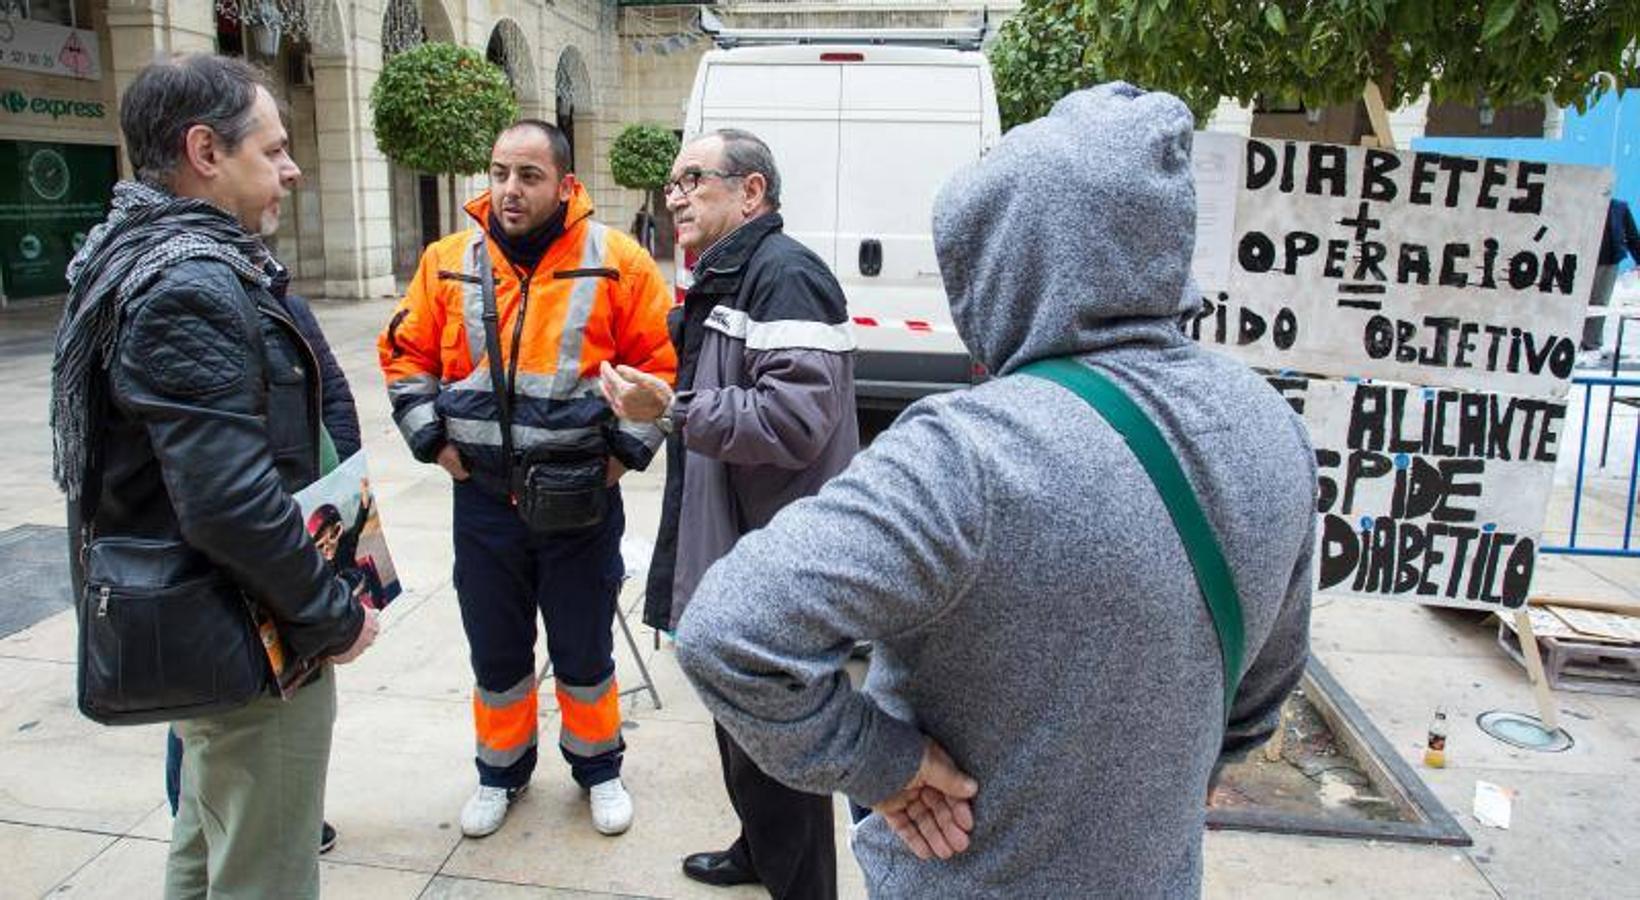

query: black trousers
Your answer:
[715,722,837,900]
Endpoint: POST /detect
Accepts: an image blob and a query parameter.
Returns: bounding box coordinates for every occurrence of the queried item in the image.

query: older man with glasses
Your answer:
[602,128,859,898]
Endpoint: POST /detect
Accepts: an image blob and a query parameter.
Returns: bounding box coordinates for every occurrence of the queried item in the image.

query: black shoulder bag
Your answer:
[478,248,609,535]
[75,409,270,726]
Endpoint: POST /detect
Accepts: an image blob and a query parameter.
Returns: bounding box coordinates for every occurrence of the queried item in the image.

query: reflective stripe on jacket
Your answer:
[378,185,677,482]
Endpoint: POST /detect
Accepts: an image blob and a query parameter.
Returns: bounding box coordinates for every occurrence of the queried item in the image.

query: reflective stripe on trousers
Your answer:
[556,673,622,757]
[473,674,538,769]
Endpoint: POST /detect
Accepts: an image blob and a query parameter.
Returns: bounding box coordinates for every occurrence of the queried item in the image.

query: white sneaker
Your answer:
[461,784,525,838]
[589,778,633,835]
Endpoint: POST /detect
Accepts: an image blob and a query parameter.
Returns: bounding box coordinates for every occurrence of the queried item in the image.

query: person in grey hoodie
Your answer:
[672,82,1318,897]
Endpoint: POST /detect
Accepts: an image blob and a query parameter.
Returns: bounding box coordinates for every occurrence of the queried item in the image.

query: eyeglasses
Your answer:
[662,168,744,198]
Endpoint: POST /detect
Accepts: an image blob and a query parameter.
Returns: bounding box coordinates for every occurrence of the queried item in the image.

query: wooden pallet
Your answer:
[1497,620,1640,697]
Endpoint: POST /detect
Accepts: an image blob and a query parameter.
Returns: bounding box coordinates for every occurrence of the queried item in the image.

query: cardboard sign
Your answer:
[1191,137,1610,400]
[1270,375,1564,609]
[1188,135,1604,610]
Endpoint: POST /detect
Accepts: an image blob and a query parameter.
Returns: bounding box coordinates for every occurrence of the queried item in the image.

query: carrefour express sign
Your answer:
[0,88,105,120]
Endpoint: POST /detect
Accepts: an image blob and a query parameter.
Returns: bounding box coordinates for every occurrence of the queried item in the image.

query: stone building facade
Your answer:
[2,0,625,302]
[0,0,1544,304]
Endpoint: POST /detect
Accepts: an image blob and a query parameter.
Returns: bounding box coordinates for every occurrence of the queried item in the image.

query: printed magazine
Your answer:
[257,451,400,698]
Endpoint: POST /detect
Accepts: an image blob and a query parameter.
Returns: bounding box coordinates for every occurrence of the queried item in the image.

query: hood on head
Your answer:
[933,82,1199,375]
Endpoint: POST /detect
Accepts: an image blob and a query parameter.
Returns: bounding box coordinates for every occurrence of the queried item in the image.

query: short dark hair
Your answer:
[120,54,271,187]
[501,119,573,175]
[710,128,781,211]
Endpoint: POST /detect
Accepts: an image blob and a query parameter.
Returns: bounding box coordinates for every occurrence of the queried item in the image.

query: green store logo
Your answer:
[0,89,106,120]
[28,148,70,201]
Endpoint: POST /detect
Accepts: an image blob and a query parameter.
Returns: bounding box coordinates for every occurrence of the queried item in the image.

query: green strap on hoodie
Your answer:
[1019,357,1246,717]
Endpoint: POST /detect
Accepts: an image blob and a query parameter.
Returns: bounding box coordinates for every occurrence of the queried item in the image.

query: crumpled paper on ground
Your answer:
[1474,780,1515,829]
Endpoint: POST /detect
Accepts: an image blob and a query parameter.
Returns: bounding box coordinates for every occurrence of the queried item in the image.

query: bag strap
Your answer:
[1018,357,1246,717]
[477,244,516,478]
[75,400,106,572]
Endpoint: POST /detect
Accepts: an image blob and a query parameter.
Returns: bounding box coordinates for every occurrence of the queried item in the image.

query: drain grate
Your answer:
[0,524,73,640]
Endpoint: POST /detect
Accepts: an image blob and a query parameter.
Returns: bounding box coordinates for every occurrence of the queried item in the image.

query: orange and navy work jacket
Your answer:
[378,186,677,485]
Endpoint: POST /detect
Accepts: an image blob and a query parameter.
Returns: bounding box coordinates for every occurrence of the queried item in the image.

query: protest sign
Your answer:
[1268,375,1564,609]
[1191,137,1609,401]
[1194,136,1607,610]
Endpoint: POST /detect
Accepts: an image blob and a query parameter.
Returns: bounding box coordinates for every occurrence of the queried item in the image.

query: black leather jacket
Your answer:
[76,259,363,667]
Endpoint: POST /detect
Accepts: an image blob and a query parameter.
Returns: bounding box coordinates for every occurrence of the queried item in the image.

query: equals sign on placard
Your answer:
[1337,283,1385,310]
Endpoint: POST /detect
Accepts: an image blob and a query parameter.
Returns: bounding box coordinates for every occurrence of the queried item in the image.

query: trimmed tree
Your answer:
[989,0,1640,132]
[371,42,519,233]
[610,123,681,255]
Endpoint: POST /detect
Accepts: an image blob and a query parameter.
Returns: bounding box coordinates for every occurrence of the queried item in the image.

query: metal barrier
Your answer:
[1543,374,1640,558]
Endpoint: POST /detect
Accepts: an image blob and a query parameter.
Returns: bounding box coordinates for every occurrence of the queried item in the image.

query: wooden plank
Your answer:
[1530,593,1640,617]
[1512,609,1562,729]
[1547,605,1640,643]
[1361,81,1395,149]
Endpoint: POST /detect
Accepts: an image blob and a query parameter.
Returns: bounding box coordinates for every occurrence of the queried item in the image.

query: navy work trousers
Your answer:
[452,480,626,789]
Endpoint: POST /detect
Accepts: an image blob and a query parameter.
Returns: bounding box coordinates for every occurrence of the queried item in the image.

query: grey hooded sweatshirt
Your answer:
[677,83,1317,898]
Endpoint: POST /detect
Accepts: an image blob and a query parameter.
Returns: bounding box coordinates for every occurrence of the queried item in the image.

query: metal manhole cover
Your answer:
[1477,710,1574,752]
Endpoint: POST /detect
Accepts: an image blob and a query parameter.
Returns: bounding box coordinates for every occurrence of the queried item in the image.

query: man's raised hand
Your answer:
[599,361,673,422]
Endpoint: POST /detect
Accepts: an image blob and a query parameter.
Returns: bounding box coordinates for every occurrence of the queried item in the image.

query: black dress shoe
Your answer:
[682,850,759,886]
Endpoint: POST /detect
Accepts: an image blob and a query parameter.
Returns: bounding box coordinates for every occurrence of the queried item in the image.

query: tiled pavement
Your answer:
[0,298,1635,898]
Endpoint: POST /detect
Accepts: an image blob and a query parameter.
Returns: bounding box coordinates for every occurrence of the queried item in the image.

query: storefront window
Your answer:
[0,139,116,299]
[1,0,92,28]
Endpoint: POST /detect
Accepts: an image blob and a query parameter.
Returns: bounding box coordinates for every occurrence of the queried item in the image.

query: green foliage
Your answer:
[989,0,1104,133]
[610,124,681,192]
[370,42,519,176]
[988,0,1640,132]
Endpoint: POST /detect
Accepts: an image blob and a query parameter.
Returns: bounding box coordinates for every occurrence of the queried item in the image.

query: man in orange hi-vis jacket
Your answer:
[378,119,676,840]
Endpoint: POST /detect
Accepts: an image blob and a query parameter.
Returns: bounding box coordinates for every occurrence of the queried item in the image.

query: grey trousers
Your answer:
[165,668,336,900]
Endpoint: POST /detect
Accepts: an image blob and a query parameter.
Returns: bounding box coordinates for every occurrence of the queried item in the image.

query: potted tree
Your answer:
[610,123,680,259]
[371,42,518,235]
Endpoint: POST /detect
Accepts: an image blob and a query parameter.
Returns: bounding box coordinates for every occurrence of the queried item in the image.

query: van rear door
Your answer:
[835,62,984,389]
[697,61,840,271]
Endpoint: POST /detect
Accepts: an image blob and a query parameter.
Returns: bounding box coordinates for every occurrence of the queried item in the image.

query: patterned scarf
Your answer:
[50,180,272,501]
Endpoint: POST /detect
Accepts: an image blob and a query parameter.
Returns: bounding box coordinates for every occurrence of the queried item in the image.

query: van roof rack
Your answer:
[697,8,988,51]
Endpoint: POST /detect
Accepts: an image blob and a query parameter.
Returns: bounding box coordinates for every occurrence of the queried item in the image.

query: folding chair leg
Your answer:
[536,584,664,712]
[617,607,664,710]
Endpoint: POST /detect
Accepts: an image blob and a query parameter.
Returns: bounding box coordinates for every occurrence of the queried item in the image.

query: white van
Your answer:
[678,28,1002,418]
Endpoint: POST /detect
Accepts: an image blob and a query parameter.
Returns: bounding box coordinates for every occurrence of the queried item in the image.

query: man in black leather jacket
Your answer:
[51,55,376,899]
[160,272,362,856]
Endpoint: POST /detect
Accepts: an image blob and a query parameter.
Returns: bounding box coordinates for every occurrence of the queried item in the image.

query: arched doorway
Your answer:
[554,47,592,175]
[486,18,541,115]
[382,0,459,275]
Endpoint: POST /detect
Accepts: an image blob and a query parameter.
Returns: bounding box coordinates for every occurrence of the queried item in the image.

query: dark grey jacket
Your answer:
[277,290,361,458]
[644,213,859,630]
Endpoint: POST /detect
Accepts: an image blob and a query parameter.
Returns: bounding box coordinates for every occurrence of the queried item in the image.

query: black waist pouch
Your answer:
[511,448,608,535]
[77,538,269,725]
